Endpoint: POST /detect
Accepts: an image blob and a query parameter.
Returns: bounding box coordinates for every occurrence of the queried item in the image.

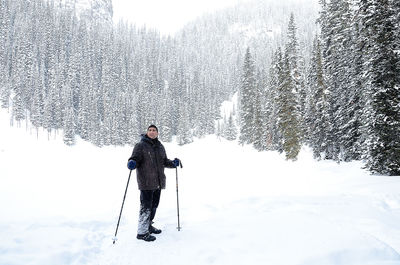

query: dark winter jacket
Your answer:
[129,134,175,190]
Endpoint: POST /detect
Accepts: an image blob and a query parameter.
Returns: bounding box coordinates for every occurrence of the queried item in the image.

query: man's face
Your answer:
[147,127,158,139]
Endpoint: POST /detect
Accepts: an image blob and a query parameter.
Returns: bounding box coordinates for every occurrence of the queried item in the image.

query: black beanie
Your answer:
[147,124,158,132]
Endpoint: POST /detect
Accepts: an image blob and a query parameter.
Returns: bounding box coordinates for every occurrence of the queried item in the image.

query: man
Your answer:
[127,125,180,242]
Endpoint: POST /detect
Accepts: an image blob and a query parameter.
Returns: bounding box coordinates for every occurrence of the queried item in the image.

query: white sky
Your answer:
[112,0,247,35]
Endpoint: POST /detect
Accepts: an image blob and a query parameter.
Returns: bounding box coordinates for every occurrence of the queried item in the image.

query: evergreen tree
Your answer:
[277,51,301,160]
[285,13,306,142]
[63,95,76,146]
[253,69,267,151]
[31,62,45,130]
[306,35,327,160]
[12,24,30,124]
[340,11,364,161]
[319,0,353,161]
[224,112,238,141]
[76,21,92,141]
[177,100,193,145]
[0,0,11,109]
[267,50,283,152]
[159,85,173,142]
[360,0,400,175]
[395,0,400,72]
[191,71,207,138]
[239,47,256,145]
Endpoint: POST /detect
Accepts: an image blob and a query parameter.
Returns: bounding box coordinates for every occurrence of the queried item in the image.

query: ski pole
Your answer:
[175,160,183,231]
[113,170,133,244]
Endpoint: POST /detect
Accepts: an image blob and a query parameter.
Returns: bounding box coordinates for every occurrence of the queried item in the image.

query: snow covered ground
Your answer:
[1,109,400,265]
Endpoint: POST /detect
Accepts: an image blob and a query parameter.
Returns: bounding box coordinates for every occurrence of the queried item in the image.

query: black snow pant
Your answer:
[137,189,161,235]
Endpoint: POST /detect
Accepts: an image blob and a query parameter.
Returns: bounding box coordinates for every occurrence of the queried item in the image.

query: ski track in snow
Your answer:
[1,110,400,265]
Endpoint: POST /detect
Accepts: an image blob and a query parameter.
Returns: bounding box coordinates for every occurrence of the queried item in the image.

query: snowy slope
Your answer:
[1,109,400,265]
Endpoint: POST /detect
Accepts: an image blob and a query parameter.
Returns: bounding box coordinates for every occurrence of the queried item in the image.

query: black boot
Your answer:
[149,225,162,234]
[137,232,156,242]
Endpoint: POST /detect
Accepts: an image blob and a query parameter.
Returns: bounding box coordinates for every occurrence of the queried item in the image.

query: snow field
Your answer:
[1,110,400,265]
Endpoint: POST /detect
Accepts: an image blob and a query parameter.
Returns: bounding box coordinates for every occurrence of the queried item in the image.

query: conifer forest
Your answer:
[0,0,399,175]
